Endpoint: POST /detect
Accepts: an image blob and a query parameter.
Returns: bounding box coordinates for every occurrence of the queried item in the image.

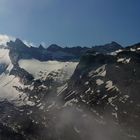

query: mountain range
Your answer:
[0,38,139,140]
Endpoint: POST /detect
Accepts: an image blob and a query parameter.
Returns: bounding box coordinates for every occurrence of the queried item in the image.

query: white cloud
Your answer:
[0,34,15,46]
[0,34,36,48]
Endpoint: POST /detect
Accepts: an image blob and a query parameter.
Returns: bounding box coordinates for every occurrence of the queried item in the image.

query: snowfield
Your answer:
[0,74,33,106]
[19,59,78,80]
[0,49,35,106]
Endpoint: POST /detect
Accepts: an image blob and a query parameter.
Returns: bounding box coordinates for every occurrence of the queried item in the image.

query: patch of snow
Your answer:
[82,99,86,103]
[97,90,100,93]
[36,103,42,107]
[117,58,125,62]
[57,83,68,95]
[105,81,113,91]
[27,110,33,115]
[26,101,35,106]
[96,79,104,85]
[117,57,131,64]
[109,49,123,55]
[95,65,106,76]
[47,101,55,109]
[127,134,137,139]
[34,95,38,99]
[105,81,118,91]
[65,91,76,100]
[116,49,123,53]
[123,111,127,114]
[108,96,118,104]
[90,90,94,95]
[39,105,44,110]
[91,109,100,117]
[101,70,106,77]
[94,118,106,124]
[130,48,136,52]
[85,88,91,94]
[84,81,89,85]
[102,95,107,99]
[74,126,80,134]
[36,100,40,103]
[112,112,118,119]
[89,65,106,77]
[123,95,129,98]
[125,58,131,63]
[119,95,130,103]
[115,106,118,111]
[64,98,78,107]
[38,84,47,89]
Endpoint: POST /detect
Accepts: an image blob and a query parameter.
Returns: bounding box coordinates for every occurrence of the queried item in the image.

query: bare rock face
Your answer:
[91,41,123,54]
[62,44,140,139]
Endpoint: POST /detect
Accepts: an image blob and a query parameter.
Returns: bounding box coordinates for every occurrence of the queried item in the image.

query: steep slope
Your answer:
[62,45,140,139]
[0,48,33,105]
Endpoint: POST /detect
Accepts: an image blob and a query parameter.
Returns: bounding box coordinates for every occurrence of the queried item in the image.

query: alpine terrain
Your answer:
[0,38,139,140]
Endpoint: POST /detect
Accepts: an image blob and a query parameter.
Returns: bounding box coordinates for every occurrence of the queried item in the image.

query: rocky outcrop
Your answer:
[62,45,140,139]
[91,41,123,54]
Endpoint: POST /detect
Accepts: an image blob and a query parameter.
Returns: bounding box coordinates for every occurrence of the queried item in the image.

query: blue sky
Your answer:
[0,0,140,47]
